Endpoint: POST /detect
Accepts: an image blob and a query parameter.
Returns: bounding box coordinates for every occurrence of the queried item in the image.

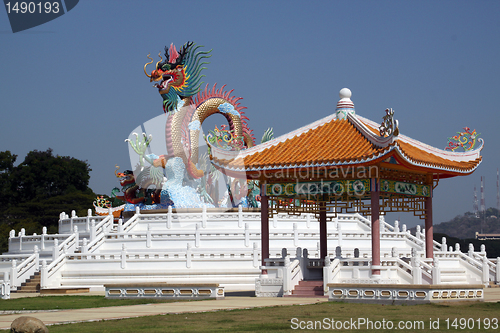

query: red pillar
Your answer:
[260,184,269,274]
[370,178,381,275]
[319,201,327,260]
[425,195,433,259]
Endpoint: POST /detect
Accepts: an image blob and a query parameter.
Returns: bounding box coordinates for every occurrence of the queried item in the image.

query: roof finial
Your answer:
[336,88,355,119]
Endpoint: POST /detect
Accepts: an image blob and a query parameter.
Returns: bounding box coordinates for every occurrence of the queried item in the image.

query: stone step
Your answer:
[14,272,41,293]
[291,289,325,296]
[297,280,323,287]
[294,285,323,291]
[287,280,326,298]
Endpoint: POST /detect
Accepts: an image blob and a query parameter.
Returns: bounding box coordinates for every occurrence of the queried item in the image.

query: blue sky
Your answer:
[1,0,499,228]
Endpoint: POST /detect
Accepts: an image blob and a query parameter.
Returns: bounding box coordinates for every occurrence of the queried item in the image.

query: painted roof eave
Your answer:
[356,115,484,162]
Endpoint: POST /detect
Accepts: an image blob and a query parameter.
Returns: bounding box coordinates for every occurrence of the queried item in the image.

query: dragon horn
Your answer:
[156,51,163,70]
[144,54,153,78]
[115,165,120,178]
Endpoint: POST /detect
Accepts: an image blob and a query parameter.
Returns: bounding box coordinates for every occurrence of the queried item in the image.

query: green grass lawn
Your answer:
[2,296,500,332]
[40,300,500,333]
[0,295,179,311]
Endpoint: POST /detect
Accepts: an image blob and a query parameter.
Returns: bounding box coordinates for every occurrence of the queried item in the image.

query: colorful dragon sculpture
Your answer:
[144,41,255,179]
[445,127,480,152]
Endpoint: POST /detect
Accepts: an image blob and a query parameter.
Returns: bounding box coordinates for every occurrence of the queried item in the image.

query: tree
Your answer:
[0,151,17,207]
[10,148,92,203]
[0,149,96,253]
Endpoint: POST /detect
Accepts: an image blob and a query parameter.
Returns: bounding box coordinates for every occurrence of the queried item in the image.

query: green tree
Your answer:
[0,149,96,253]
[0,151,17,207]
[10,148,92,203]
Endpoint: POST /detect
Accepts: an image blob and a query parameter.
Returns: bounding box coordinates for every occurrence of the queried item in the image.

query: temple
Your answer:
[0,42,492,303]
[211,88,482,271]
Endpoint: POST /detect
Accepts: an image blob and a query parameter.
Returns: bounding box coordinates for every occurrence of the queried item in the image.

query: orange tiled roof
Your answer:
[210,113,482,177]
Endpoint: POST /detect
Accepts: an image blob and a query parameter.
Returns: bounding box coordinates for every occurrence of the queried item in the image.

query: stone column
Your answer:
[425,193,434,259]
[260,183,269,274]
[319,201,327,261]
[370,178,381,275]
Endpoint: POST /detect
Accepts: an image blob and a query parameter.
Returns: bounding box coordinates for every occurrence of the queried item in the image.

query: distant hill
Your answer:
[433,208,500,239]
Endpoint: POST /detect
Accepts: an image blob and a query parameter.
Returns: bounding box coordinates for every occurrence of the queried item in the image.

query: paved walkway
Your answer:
[0,295,327,330]
[0,288,499,330]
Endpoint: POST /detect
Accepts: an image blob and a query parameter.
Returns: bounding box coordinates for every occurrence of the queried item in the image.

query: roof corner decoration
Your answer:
[379,108,399,138]
[346,106,399,148]
[445,127,482,152]
[335,88,355,120]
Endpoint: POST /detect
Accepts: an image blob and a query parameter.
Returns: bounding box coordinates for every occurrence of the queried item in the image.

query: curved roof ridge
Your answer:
[225,112,338,158]
[356,115,483,163]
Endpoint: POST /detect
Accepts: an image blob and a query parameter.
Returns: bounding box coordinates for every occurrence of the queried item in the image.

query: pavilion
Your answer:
[210,88,483,277]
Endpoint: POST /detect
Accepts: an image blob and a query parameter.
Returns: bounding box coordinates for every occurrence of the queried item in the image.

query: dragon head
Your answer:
[144,42,212,113]
[115,169,135,187]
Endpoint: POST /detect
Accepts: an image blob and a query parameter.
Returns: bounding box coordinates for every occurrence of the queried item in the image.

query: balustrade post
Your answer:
[252,243,259,268]
[496,257,500,284]
[337,224,342,247]
[52,239,59,261]
[293,223,298,247]
[118,219,123,233]
[40,260,47,288]
[481,244,486,255]
[441,237,447,252]
[202,205,207,228]
[19,229,24,251]
[121,244,127,269]
[2,272,10,299]
[73,226,79,251]
[41,227,46,251]
[167,205,172,229]
[71,210,76,233]
[468,244,474,257]
[146,224,152,248]
[432,258,440,284]
[238,204,243,228]
[195,224,200,248]
[186,243,192,268]
[411,252,422,284]
[482,256,490,285]
[244,223,249,247]
[10,260,16,288]
[90,221,96,241]
[455,243,460,252]
[415,225,421,240]
[82,238,88,254]
[273,215,278,228]
[306,213,311,229]
[87,209,92,232]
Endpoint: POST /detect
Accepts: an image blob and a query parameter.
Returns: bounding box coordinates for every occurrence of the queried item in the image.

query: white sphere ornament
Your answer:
[339,88,352,99]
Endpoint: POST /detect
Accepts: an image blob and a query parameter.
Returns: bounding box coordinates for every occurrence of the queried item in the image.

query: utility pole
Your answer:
[474,185,479,218]
[481,176,485,233]
[497,168,499,213]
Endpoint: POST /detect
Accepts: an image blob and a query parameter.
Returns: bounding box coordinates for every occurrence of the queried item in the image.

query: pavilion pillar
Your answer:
[370,178,381,276]
[425,192,433,259]
[319,201,327,260]
[260,184,269,274]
